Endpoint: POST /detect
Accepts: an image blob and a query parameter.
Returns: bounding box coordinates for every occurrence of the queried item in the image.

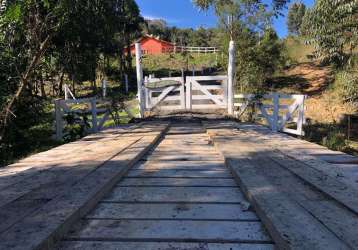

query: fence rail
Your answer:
[171,46,219,54]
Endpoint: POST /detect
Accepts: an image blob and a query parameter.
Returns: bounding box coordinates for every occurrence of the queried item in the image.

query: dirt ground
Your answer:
[273,62,356,123]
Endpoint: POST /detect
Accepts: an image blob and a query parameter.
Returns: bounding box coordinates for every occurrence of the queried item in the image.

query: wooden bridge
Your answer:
[1,117,358,249]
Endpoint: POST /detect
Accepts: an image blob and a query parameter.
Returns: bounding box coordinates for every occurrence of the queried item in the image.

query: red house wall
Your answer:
[129,37,174,55]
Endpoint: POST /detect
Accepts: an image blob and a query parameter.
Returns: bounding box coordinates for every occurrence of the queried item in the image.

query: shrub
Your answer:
[334,70,358,103]
[322,130,347,151]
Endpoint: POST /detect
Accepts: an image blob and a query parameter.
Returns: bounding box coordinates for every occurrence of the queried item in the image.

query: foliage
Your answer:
[322,129,348,151]
[283,36,315,64]
[140,53,218,76]
[193,0,290,14]
[206,0,285,93]
[334,69,358,103]
[143,19,220,47]
[287,1,306,35]
[0,0,143,166]
[301,0,358,66]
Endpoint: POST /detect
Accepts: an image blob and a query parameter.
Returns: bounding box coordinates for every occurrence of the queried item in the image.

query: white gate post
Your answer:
[227,40,236,115]
[181,70,186,109]
[297,95,305,136]
[135,43,144,118]
[102,79,107,98]
[186,78,192,110]
[144,76,150,110]
[272,93,279,132]
[64,85,69,100]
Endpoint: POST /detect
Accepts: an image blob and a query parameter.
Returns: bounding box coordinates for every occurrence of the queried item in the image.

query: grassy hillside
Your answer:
[284,36,315,64]
[139,53,220,77]
[271,37,358,155]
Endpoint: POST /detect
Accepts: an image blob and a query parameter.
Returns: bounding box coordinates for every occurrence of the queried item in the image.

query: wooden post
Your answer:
[91,98,98,133]
[227,40,235,115]
[124,74,129,93]
[144,76,150,110]
[181,69,186,109]
[64,84,69,100]
[297,95,305,136]
[192,66,195,76]
[55,100,63,140]
[101,79,107,98]
[135,43,144,118]
[169,71,172,77]
[186,78,192,110]
[272,93,279,132]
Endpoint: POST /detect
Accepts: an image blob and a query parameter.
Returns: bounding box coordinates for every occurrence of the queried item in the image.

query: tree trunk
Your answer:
[58,71,65,97]
[0,35,51,139]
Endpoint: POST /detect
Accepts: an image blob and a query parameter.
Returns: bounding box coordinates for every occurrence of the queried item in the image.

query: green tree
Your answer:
[301,0,357,65]
[193,0,290,14]
[287,2,306,35]
[0,0,143,165]
[191,27,210,47]
[194,0,285,93]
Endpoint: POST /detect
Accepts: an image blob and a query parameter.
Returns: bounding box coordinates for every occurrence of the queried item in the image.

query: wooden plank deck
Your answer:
[1,118,358,250]
[0,122,169,250]
[204,120,358,249]
[60,122,274,250]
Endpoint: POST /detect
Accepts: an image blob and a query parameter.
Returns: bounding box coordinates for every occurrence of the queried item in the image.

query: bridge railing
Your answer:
[54,98,110,140]
[234,93,306,136]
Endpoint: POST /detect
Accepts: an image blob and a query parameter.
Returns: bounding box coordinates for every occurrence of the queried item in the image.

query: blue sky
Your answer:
[136,0,314,38]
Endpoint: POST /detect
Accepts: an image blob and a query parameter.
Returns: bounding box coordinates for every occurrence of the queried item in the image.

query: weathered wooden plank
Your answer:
[268,151,358,214]
[144,154,223,161]
[119,177,237,187]
[0,123,169,250]
[150,149,220,155]
[60,241,274,250]
[127,169,231,178]
[300,200,358,249]
[0,199,48,234]
[231,123,358,190]
[0,137,139,208]
[0,127,145,190]
[206,126,351,249]
[135,160,225,171]
[87,202,258,220]
[103,187,245,203]
[66,219,271,242]
[225,158,349,250]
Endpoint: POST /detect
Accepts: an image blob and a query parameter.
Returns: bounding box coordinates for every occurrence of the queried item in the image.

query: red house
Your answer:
[127,35,175,55]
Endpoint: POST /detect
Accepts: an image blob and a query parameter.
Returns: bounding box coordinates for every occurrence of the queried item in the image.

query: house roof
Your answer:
[130,34,174,47]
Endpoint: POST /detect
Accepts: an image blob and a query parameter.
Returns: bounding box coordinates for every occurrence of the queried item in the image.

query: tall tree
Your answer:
[0,0,143,164]
[301,0,357,65]
[287,1,306,35]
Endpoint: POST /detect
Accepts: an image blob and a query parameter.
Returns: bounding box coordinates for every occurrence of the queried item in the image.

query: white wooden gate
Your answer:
[185,76,227,111]
[144,77,185,112]
[144,76,228,113]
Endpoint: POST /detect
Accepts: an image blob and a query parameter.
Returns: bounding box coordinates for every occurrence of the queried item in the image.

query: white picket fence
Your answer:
[234,93,306,136]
